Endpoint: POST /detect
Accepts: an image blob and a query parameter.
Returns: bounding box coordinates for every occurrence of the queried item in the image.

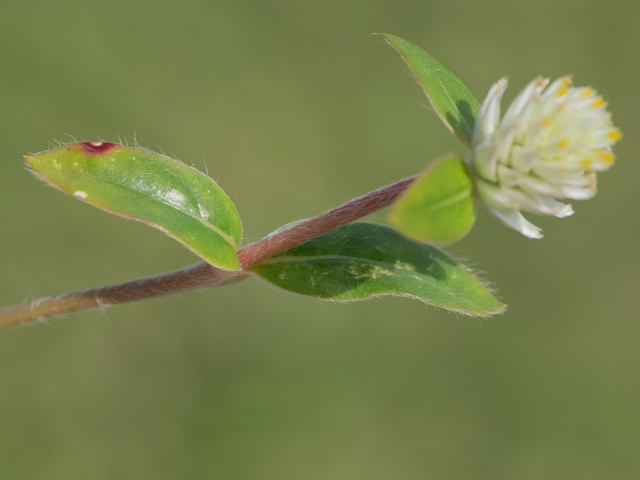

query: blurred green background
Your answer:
[1,0,638,478]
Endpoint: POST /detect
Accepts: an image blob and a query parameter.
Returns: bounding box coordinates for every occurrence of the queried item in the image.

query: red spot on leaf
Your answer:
[80,142,118,154]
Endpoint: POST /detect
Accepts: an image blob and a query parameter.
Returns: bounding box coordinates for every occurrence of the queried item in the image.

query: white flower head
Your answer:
[470,75,622,238]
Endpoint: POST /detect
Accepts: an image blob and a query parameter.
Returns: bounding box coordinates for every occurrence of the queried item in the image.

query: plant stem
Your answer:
[0,264,247,331]
[0,175,417,330]
[237,175,417,269]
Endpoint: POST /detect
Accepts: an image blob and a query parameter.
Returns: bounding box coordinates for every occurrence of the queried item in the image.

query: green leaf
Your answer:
[377,33,480,147]
[389,155,476,244]
[26,142,243,271]
[251,223,504,316]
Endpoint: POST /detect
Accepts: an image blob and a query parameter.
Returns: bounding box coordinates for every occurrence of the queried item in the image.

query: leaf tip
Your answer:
[483,302,508,317]
[452,299,507,318]
[373,33,397,47]
[491,300,508,313]
[23,154,40,173]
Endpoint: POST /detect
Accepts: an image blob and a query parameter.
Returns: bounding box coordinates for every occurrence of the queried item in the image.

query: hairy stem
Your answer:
[0,264,247,331]
[237,175,417,269]
[0,175,417,330]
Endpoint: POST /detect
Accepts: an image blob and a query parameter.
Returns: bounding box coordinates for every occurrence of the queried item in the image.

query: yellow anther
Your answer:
[541,118,553,127]
[601,152,614,163]
[581,158,592,170]
[581,87,594,98]
[561,76,573,86]
[594,150,613,161]
[592,97,605,108]
[557,138,569,149]
[607,129,623,140]
[557,86,570,97]
[556,104,566,114]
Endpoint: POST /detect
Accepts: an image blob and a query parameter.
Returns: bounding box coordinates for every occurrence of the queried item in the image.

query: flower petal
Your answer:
[473,143,499,183]
[474,78,507,145]
[485,206,543,239]
[502,77,547,127]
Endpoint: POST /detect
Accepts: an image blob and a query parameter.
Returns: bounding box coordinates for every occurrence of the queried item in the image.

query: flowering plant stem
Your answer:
[0,175,417,330]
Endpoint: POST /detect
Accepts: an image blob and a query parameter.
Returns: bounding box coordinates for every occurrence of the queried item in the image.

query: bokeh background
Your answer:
[1,0,638,478]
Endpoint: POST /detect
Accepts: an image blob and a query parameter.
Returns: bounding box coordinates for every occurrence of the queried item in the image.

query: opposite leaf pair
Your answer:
[26,141,504,317]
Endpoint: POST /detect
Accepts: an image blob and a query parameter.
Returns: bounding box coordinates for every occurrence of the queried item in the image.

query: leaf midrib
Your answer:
[80,174,239,249]
[256,254,427,276]
[420,186,472,215]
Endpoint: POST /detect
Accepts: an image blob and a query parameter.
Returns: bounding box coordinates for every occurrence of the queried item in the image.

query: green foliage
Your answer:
[26,142,243,271]
[389,156,476,243]
[377,33,480,147]
[251,223,504,316]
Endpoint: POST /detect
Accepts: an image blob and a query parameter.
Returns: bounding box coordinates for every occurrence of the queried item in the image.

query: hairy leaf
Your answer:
[26,142,242,271]
[251,223,504,316]
[377,33,480,147]
[389,155,475,243]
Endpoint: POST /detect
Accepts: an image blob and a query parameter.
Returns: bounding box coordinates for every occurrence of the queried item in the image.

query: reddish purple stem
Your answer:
[237,175,417,269]
[0,175,417,330]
